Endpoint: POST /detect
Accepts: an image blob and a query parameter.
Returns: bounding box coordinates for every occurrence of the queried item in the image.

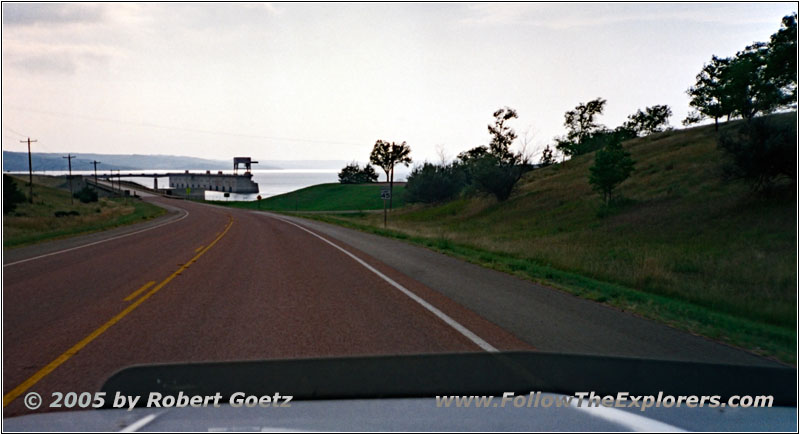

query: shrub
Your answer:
[73,186,99,203]
[717,117,796,191]
[589,139,635,204]
[338,162,379,184]
[469,154,525,201]
[3,175,27,214]
[54,210,80,217]
[404,163,466,204]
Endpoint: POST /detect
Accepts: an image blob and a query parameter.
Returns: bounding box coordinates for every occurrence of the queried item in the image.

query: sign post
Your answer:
[380,189,391,228]
[257,194,262,209]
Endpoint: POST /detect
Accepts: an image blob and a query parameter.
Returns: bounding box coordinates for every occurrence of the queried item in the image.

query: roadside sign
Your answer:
[380,189,391,200]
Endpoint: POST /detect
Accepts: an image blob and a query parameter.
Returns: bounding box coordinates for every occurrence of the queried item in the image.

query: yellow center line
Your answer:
[3,215,234,408]
[123,281,156,302]
[194,245,204,253]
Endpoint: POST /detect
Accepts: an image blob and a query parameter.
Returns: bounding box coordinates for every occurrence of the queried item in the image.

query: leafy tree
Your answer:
[456,145,489,165]
[686,14,797,128]
[369,140,412,209]
[589,139,635,204]
[723,42,787,121]
[685,56,732,130]
[461,107,530,201]
[539,145,556,167]
[404,163,466,204]
[556,98,607,157]
[487,107,519,163]
[717,116,796,191]
[360,164,379,182]
[338,162,379,184]
[469,154,523,201]
[622,105,673,136]
[766,13,798,102]
[564,98,607,144]
[553,136,576,160]
[3,175,27,214]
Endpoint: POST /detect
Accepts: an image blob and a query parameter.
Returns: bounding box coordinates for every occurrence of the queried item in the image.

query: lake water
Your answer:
[18,169,341,201]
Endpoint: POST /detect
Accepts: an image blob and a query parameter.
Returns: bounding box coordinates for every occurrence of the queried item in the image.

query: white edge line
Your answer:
[270,214,498,353]
[3,206,189,267]
[569,398,686,432]
[119,413,159,432]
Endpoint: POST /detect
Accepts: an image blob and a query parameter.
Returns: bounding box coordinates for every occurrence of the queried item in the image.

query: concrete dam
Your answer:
[100,157,260,199]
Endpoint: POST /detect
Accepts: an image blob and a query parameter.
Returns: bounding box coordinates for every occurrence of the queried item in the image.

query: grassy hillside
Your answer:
[215,183,406,212]
[307,115,796,363]
[3,175,165,248]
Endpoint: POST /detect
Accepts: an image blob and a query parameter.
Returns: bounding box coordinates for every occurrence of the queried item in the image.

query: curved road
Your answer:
[2,193,778,417]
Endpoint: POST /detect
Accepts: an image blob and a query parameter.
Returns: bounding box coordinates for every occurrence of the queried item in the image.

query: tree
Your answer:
[556,98,607,158]
[564,98,607,144]
[686,56,732,130]
[369,140,412,209]
[723,42,785,121]
[404,163,466,204]
[539,145,556,167]
[487,107,518,163]
[338,162,378,184]
[766,13,797,102]
[463,107,528,201]
[622,105,673,136]
[589,139,635,205]
[469,154,523,201]
[3,175,27,214]
[717,116,796,191]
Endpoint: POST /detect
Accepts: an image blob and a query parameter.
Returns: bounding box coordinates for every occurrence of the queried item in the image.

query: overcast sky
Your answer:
[2,2,796,164]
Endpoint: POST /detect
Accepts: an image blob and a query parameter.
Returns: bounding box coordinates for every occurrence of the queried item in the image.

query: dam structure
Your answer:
[166,157,259,198]
[98,157,260,199]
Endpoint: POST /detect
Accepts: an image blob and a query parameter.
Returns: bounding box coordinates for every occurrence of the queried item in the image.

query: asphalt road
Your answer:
[2,194,780,417]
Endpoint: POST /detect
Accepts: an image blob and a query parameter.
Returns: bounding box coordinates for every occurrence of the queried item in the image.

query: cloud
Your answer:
[2,3,106,26]
[2,41,112,75]
[242,3,282,16]
[459,3,789,29]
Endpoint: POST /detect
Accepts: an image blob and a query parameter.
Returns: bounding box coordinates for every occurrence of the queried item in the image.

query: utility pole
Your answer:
[91,160,100,186]
[20,137,37,203]
[63,154,76,204]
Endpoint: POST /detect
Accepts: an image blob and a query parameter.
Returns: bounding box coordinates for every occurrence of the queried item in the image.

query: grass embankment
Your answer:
[3,175,166,248]
[214,183,406,212]
[299,115,796,364]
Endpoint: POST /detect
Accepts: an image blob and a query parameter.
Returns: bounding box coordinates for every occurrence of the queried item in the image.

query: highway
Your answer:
[2,192,780,417]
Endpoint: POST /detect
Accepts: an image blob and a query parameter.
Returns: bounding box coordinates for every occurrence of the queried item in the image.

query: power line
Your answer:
[3,125,28,138]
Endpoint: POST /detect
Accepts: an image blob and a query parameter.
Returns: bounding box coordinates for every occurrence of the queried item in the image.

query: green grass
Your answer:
[3,175,166,248]
[291,114,796,364]
[212,183,406,212]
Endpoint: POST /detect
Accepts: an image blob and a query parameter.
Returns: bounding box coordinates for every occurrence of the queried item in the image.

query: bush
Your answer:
[54,210,80,217]
[338,162,379,184]
[3,175,27,214]
[469,155,525,201]
[404,163,466,204]
[73,186,99,203]
[589,139,635,204]
[718,117,796,191]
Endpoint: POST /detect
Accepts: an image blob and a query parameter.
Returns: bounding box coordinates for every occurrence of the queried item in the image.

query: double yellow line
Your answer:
[3,216,234,408]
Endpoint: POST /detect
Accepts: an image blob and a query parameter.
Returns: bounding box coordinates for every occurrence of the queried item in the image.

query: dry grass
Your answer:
[4,175,165,247]
[342,116,796,330]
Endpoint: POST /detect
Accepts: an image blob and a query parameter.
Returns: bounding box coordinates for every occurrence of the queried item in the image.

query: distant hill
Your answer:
[2,152,354,172]
[2,152,280,172]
